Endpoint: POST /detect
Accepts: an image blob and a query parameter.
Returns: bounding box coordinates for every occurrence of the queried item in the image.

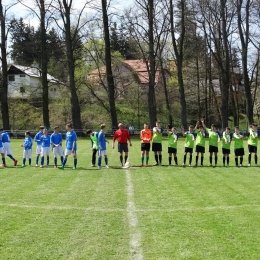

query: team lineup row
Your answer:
[87,120,259,168]
[0,120,257,169]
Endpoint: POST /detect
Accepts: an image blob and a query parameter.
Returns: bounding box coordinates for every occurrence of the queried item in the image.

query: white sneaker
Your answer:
[106,165,109,168]
[97,166,101,169]
[239,164,242,167]
[248,164,251,167]
[40,165,43,168]
[35,164,38,167]
[182,163,185,167]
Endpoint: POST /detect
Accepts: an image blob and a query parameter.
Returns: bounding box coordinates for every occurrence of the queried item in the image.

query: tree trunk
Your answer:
[63,0,82,132]
[40,0,50,128]
[169,0,187,128]
[147,0,157,127]
[0,1,10,130]
[237,0,253,124]
[101,0,118,128]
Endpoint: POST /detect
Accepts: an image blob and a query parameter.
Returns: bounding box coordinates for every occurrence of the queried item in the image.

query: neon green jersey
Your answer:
[195,130,205,147]
[152,127,163,143]
[168,132,178,148]
[233,132,244,149]
[184,131,195,148]
[222,132,231,149]
[248,128,258,146]
[90,132,98,149]
[206,128,220,147]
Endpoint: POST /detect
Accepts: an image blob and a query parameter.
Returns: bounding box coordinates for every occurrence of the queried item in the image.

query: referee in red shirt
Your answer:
[112,123,132,166]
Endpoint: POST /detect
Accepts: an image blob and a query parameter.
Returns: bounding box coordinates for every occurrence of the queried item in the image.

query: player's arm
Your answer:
[112,132,116,149]
[127,131,132,146]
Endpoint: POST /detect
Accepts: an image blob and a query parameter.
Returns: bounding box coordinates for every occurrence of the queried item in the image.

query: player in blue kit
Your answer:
[97,124,109,169]
[21,131,33,167]
[58,123,77,170]
[40,128,51,168]
[50,126,64,168]
[0,129,18,166]
[34,126,44,166]
[0,132,6,167]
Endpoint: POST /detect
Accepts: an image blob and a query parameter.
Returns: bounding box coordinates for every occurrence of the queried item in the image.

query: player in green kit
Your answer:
[152,121,163,165]
[233,126,244,167]
[182,125,195,166]
[86,129,98,167]
[248,123,258,166]
[201,119,220,166]
[194,121,206,166]
[166,126,178,166]
[222,127,231,167]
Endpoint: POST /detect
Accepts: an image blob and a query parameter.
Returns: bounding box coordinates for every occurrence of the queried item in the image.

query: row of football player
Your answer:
[0,124,77,169]
[87,121,258,168]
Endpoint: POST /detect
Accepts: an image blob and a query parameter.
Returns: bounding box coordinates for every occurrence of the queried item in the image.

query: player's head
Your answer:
[199,125,204,131]
[66,123,73,131]
[225,127,230,133]
[156,120,161,127]
[101,123,106,130]
[144,123,148,129]
[189,125,194,132]
[252,123,258,130]
[43,128,48,135]
[118,123,124,130]
[53,126,59,133]
[86,129,93,135]
[25,131,30,137]
[39,126,44,132]
[234,126,239,132]
[211,124,216,131]
[172,127,177,133]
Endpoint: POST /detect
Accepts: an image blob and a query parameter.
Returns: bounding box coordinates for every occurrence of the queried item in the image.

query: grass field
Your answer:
[1,138,260,259]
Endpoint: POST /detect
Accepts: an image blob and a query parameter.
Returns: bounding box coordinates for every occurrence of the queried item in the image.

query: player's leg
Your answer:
[146,150,150,166]
[140,147,145,166]
[168,152,172,165]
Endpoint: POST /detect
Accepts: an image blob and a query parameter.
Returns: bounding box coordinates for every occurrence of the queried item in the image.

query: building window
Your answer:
[50,88,56,92]
[20,87,25,93]
[8,75,15,81]
[20,74,25,77]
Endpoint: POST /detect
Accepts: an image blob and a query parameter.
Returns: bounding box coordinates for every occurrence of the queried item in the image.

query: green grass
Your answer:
[1,138,260,259]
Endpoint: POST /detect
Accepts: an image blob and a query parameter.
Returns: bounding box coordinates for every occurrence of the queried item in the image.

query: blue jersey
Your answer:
[50,133,63,147]
[34,131,44,145]
[23,137,33,150]
[40,135,51,148]
[2,132,10,143]
[0,135,3,148]
[66,131,77,150]
[98,130,106,150]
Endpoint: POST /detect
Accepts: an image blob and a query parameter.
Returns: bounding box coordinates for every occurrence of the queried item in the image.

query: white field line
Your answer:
[0,203,260,212]
[125,169,143,260]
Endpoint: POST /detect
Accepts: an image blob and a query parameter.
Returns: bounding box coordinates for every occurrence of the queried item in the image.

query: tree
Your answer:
[0,0,12,130]
[54,0,89,132]
[101,0,117,129]
[168,0,188,128]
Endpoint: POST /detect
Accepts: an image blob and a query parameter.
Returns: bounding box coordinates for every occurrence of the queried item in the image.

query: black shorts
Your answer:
[141,143,150,151]
[196,145,205,153]
[248,144,257,153]
[209,145,218,153]
[222,148,230,155]
[152,142,162,152]
[234,148,244,156]
[118,143,128,153]
[184,147,193,153]
[168,147,177,154]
